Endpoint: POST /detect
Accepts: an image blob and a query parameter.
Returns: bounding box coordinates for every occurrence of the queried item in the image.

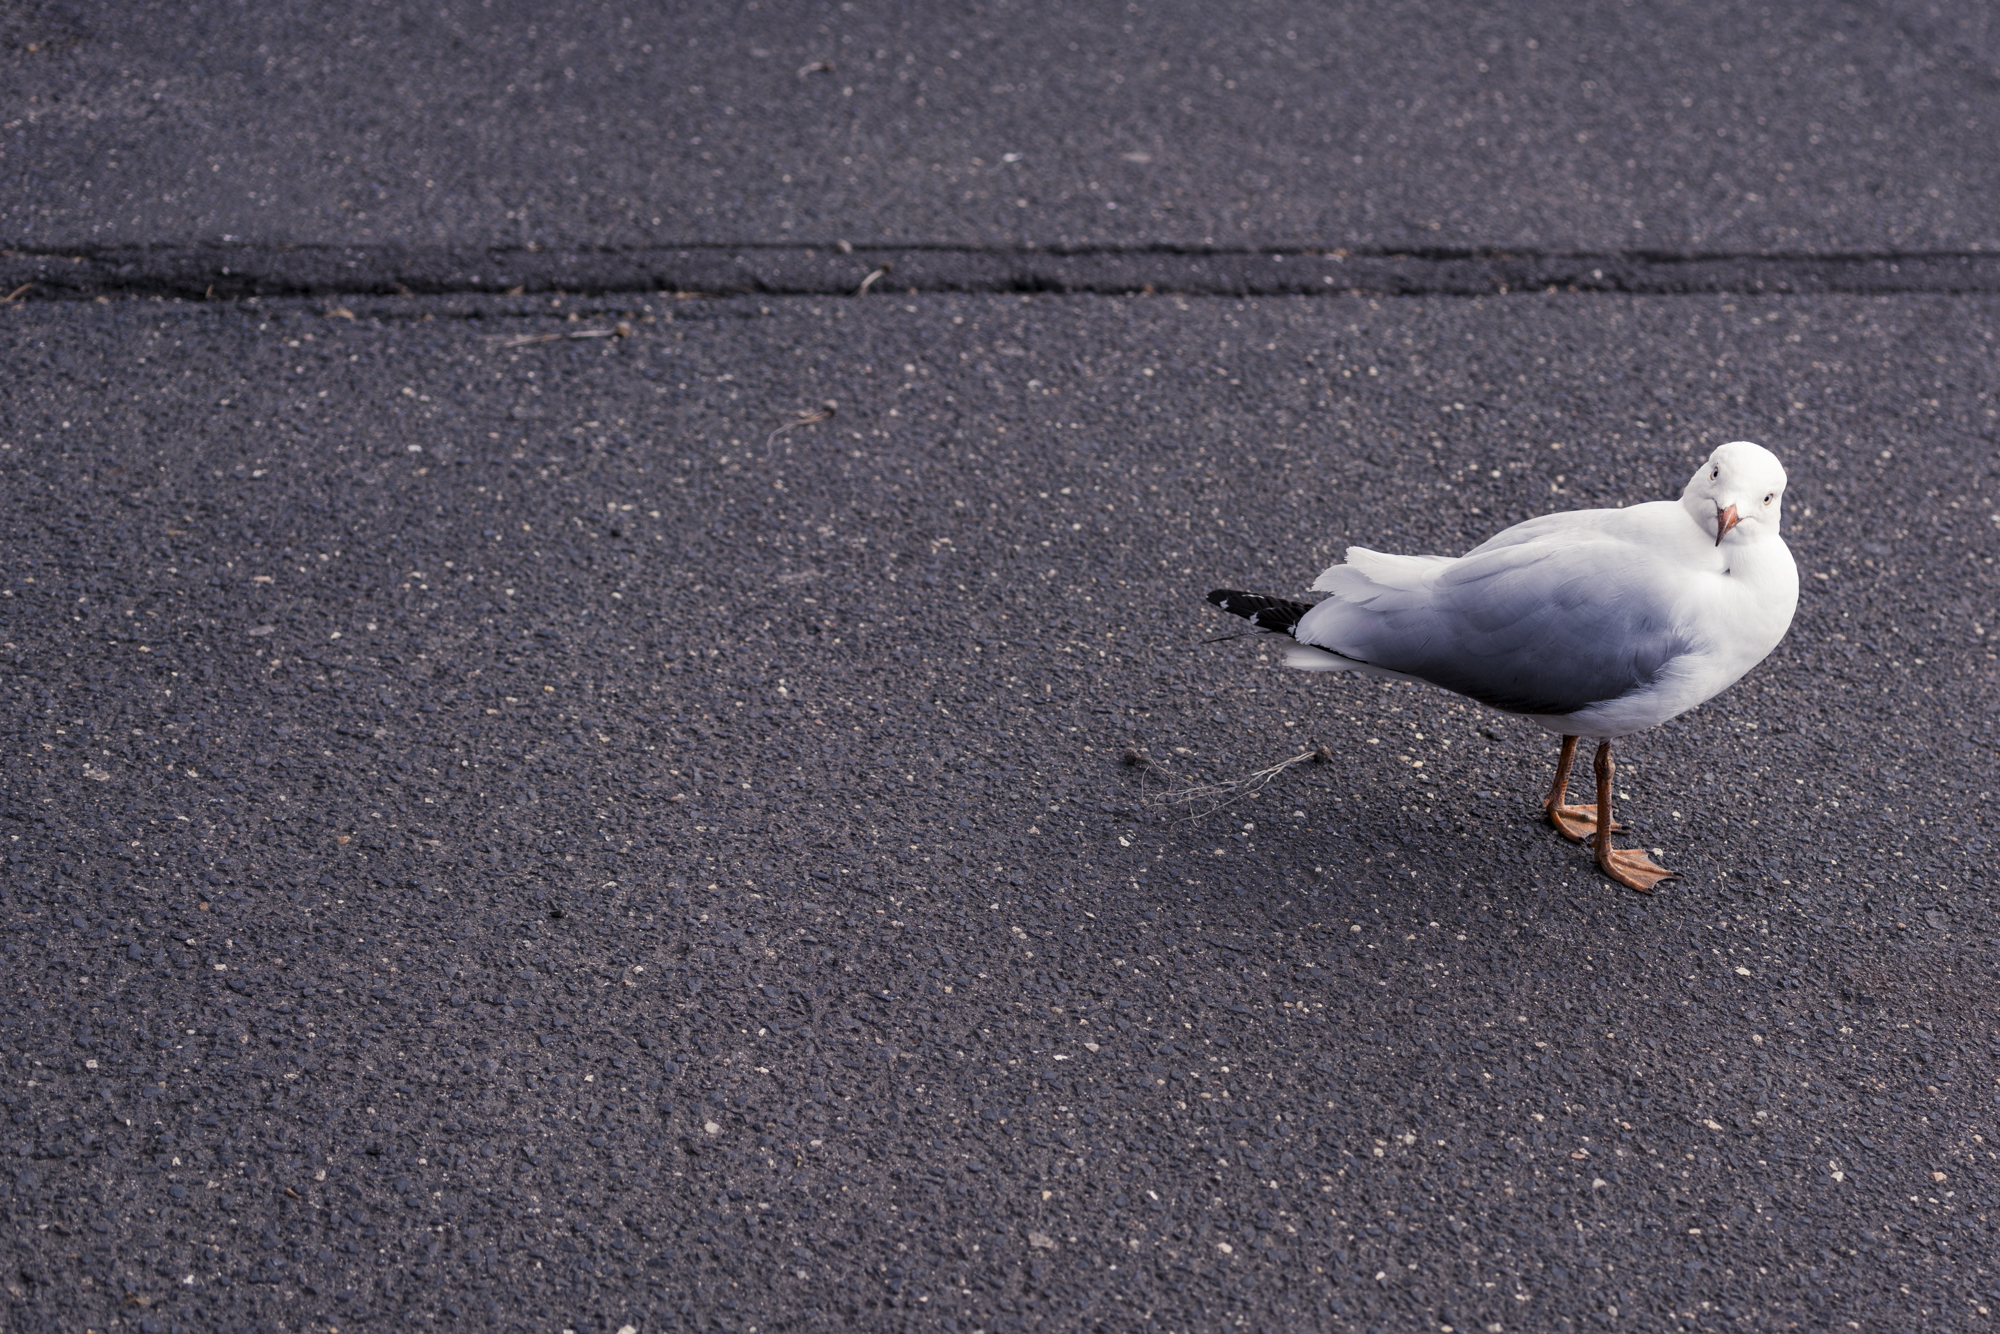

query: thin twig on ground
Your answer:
[484,322,632,350]
[767,401,839,449]
[1136,744,1332,820]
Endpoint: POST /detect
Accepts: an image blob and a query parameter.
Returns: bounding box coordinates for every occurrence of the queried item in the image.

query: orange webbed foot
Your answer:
[1594,843,1678,895]
[1547,803,1625,844]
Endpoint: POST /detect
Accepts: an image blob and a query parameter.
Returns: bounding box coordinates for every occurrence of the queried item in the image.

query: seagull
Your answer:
[1206,440,1799,892]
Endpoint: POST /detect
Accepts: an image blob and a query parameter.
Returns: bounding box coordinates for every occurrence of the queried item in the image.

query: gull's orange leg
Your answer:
[1543,734,1623,843]
[1590,740,1677,894]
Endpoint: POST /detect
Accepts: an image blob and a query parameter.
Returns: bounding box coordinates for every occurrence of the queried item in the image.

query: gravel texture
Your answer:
[6,0,2000,254]
[2,291,1996,1332]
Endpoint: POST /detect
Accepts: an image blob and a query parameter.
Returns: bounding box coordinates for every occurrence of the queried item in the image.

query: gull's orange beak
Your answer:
[1714,503,1741,546]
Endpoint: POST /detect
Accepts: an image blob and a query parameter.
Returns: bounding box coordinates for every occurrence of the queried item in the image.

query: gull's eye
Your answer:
[1711,466,1720,480]
[1763,492,1774,505]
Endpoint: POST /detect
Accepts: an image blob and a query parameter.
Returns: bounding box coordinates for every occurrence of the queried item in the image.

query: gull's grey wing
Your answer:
[1294,533,1690,717]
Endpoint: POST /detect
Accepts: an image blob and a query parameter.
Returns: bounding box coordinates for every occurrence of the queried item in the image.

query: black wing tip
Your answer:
[1204,589,1311,635]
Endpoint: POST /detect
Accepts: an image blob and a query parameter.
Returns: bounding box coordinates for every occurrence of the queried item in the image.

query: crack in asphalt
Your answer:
[7,242,2000,301]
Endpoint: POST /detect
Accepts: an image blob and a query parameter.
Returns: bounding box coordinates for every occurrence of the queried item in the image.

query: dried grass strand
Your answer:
[1141,745,1329,820]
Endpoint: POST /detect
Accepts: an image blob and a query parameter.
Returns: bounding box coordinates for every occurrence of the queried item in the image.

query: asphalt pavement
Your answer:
[4,4,2000,1334]
[6,0,2000,255]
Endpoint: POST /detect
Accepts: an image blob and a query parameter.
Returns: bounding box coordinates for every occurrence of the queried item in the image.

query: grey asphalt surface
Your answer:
[5,5,2000,1334]
[5,0,2000,256]
[7,290,1999,1333]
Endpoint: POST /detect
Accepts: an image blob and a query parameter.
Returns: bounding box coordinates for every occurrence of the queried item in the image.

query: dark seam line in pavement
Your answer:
[6,242,2000,301]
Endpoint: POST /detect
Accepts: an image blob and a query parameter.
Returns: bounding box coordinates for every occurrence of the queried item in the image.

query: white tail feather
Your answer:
[1284,640,1428,686]
[1282,644,1352,671]
[1311,547,1452,594]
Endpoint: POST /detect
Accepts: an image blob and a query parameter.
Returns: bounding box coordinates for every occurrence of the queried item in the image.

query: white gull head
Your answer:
[1681,440,1788,548]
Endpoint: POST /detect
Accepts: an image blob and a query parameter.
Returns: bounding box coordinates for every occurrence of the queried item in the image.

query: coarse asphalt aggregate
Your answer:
[4,4,2000,1334]
[6,0,2000,254]
[5,289,1998,1332]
